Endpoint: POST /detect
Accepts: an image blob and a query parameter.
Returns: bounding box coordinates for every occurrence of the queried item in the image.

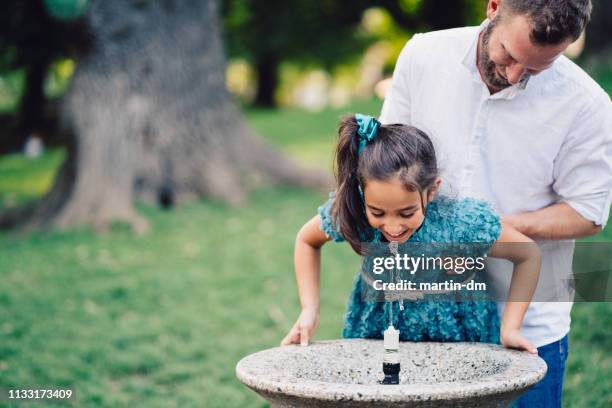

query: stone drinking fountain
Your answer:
[236,339,546,408]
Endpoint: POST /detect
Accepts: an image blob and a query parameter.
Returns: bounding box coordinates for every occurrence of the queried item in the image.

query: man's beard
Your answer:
[478,18,512,91]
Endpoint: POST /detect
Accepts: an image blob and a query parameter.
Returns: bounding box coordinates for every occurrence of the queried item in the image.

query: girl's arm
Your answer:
[489,221,541,354]
[281,215,331,346]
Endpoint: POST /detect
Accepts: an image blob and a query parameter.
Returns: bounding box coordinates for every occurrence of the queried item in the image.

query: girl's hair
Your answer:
[332,114,439,254]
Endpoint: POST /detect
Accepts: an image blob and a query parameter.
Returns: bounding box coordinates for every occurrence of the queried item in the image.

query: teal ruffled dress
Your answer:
[318,194,502,343]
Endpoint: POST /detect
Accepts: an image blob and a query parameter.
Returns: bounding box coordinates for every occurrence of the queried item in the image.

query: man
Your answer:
[379,0,612,406]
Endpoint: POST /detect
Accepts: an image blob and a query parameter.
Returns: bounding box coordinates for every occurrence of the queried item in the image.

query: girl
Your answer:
[281,114,540,353]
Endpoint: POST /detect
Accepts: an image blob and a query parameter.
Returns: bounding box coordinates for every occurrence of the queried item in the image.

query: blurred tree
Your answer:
[382,0,480,31]
[223,0,373,107]
[583,0,612,57]
[419,0,470,29]
[0,0,89,152]
[223,0,478,107]
[43,0,90,20]
[0,0,329,232]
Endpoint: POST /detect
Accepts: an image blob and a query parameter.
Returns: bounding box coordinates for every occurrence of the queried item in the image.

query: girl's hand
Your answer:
[500,327,537,354]
[280,308,320,346]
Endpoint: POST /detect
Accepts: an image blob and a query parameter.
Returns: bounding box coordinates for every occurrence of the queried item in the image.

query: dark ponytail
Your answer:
[332,115,374,254]
[331,114,439,255]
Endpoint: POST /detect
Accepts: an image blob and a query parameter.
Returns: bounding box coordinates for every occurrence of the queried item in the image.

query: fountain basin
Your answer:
[236,339,546,408]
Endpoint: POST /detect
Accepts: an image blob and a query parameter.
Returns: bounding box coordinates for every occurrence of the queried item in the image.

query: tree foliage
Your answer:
[0,0,89,150]
[222,0,481,106]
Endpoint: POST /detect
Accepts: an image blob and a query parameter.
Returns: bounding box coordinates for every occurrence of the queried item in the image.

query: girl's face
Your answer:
[363,176,440,243]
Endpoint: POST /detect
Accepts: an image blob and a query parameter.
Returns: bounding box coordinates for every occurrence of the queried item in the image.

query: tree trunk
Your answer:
[254,52,279,107]
[1,0,330,232]
[419,0,467,30]
[583,0,612,57]
[18,60,49,137]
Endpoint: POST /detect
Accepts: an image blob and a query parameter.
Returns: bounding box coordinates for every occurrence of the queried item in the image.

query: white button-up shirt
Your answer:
[380,21,612,347]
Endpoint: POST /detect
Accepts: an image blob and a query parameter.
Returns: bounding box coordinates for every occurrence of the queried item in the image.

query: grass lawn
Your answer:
[1,98,611,407]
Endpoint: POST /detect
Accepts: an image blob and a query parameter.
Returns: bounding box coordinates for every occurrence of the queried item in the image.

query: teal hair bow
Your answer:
[355,113,380,154]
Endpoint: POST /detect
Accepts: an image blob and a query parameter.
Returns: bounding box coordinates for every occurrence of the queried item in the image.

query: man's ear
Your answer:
[486,0,502,21]
[427,177,442,203]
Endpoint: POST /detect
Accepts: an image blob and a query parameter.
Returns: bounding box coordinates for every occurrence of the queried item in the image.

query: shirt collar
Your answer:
[462,19,527,100]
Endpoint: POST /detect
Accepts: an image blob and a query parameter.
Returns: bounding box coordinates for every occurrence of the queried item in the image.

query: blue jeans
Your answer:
[515,335,569,408]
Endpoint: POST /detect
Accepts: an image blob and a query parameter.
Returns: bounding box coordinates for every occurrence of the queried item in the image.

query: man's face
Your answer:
[478,13,572,92]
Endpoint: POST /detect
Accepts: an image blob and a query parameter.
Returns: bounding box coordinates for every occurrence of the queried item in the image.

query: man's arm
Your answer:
[527,91,612,241]
[501,202,602,240]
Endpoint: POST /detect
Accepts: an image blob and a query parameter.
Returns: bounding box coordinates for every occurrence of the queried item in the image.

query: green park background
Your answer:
[1,0,611,407]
